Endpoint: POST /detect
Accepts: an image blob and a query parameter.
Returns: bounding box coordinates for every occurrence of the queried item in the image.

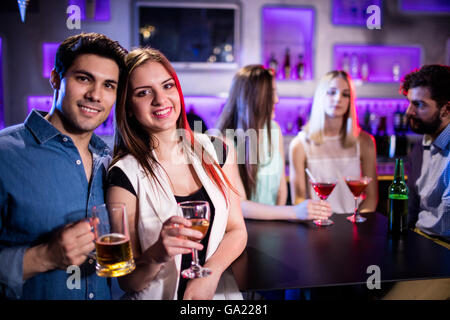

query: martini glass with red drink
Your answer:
[309,179,337,226]
[345,176,372,223]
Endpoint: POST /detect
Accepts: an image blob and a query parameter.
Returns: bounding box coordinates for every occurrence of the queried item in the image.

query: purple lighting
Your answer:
[184,96,227,131]
[400,0,450,13]
[27,96,53,114]
[42,43,59,78]
[262,6,315,80]
[67,0,111,21]
[0,37,4,129]
[334,44,422,82]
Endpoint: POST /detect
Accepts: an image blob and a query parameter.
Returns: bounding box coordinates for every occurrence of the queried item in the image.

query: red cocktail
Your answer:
[345,176,372,223]
[311,182,336,200]
[310,180,337,226]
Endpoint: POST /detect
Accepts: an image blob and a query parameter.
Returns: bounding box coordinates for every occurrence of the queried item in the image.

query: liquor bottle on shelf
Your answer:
[400,106,409,133]
[360,54,369,81]
[369,103,379,136]
[376,116,389,158]
[388,158,408,235]
[362,104,371,133]
[350,52,359,79]
[296,54,305,80]
[392,60,401,81]
[268,52,278,74]
[283,48,291,80]
[341,52,350,74]
[393,104,408,157]
[393,104,403,133]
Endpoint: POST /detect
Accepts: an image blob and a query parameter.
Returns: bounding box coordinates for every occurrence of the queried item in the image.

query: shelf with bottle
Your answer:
[272,97,312,136]
[356,98,424,160]
[262,6,314,81]
[334,44,422,83]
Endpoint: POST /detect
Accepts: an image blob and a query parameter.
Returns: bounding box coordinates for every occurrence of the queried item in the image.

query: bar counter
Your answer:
[231,213,450,293]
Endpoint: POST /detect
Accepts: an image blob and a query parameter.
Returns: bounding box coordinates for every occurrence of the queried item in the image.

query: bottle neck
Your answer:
[393,159,405,183]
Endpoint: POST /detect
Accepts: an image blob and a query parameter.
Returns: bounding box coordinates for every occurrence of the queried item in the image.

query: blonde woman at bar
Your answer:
[289,70,378,214]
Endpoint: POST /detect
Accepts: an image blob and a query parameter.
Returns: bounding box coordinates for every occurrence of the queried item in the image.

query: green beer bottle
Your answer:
[388,158,409,234]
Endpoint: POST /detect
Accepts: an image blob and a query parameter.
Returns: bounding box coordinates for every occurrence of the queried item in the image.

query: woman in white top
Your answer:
[107,48,247,300]
[289,70,378,214]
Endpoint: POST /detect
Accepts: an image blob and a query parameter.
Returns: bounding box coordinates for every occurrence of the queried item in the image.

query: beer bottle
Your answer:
[388,158,408,234]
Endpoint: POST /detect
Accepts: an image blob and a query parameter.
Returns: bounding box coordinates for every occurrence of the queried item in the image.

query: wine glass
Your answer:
[345,176,372,223]
[309,179,337,226]
[178,201,212,279]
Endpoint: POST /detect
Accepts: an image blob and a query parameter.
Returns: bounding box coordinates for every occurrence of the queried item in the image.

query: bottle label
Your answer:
[388,194,408,200]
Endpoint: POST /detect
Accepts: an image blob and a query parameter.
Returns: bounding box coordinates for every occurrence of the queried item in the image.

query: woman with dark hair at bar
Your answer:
[289,70,378,214]
[217,64,331,221]
[106,48,247,300]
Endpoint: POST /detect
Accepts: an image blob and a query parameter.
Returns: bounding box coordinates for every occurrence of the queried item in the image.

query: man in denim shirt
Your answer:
[402,65,449,243]
[0,33,127,299]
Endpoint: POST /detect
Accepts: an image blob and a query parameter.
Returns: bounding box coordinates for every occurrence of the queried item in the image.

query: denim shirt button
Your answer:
[89,292,94,299]
[76,160,81,165]
[62,137,68,142]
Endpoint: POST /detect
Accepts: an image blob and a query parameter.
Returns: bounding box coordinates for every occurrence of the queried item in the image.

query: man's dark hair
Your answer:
[54,33,128,78]
[400,64,450,108]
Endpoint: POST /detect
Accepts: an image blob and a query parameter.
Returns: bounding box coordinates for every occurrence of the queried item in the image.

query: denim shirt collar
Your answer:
[433,124,450,151]
[25,109,110,156]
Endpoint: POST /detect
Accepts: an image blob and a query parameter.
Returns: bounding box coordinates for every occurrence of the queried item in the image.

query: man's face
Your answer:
[53,53,119,134]
[405,86,442,135]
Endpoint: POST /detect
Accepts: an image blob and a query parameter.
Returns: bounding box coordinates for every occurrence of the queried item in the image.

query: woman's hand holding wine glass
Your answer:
[149,216,204,265]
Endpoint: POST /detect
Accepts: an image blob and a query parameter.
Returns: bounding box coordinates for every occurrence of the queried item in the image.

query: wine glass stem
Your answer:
[191,248,200,268]
[354,197,358,218]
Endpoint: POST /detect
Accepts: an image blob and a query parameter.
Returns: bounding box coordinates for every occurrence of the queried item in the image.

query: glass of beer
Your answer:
[91,203,135,277]
[178,201,211,279]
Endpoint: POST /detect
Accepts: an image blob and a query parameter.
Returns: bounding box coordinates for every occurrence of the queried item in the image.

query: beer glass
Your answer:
[179,201,211,279]
[91,203,135,277]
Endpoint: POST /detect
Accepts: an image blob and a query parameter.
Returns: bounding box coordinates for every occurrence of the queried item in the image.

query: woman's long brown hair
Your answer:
[216,65,275,199]
[111,48,233,202]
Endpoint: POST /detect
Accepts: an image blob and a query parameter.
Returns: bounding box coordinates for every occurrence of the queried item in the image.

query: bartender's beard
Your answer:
[407,111,442,135]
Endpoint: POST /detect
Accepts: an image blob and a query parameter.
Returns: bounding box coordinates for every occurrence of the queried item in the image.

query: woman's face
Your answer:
[128,61,181,134]
[323,77,351,118]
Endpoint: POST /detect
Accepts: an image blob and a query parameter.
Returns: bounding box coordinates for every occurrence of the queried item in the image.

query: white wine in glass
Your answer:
[178,201,212,279]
